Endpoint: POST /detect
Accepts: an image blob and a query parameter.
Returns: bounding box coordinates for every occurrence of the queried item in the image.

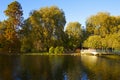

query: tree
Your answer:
[86,12,120,37]
[4,1,23,53]
[4,1,23,29]
[83,35,102,49]
[83,33,120,50]
[65,22,82,50]
[0,21,6,53]
[27,6,66,52]
[20,19,33,52]
[105,33,120,50]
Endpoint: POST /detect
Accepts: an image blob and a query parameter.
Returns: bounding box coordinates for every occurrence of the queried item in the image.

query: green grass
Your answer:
[22,52,81,56]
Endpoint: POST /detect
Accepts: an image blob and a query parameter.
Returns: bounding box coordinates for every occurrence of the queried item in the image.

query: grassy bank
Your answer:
[23,52,81,56]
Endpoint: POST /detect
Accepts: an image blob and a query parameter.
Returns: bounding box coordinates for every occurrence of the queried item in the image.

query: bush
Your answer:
[59,46,64,54]
[54,46,64,54]
[49,47,54,54]
[54,47,59,54]
[49,46,64,54]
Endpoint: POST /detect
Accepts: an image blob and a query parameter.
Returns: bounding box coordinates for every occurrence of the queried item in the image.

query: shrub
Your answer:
[54,46,64,54]
[49,46,64,54]
[54,47,59,54]
[59,46,64,54]
[49,47,54,54]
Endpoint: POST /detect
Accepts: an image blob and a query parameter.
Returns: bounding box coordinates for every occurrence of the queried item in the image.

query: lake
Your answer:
[0,55,120,80]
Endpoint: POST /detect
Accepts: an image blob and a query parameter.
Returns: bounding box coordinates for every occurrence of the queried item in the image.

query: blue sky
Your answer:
[0,0,120,27]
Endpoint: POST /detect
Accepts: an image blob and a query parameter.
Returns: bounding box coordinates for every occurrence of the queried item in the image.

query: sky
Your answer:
[0,0,120,27]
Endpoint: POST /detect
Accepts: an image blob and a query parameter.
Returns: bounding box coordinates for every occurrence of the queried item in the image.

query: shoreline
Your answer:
[0,52,119,56]
[0,53,82,56]
[23,53,81,56]
[0,53,120,60]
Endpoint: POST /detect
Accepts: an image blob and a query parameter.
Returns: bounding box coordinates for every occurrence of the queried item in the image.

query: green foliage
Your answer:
[105,33,120,50]
[86,12,120,37]
[1,1,120,54]
[20,37,33,53]
[49,47,54,54]
[66,22,82,39]
[65,22,82,49]
[59,46,64,54]
[49,46,64,54]
[54,47,59,54]
[83,35,102,49]
[20,19,33,53]
[23,6,66,52]
[83,32,120,50]
[84,12,120,51]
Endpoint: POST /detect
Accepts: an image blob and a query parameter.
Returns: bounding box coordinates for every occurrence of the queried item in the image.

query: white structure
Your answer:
[81,49,99,56]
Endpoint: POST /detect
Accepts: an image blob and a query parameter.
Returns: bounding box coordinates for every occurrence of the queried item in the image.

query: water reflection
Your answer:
[0,55,22,80]
[0,55,120,80]
[81,55,120,80]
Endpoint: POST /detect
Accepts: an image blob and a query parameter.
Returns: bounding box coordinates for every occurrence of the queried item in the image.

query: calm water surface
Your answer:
[0,55,120,80]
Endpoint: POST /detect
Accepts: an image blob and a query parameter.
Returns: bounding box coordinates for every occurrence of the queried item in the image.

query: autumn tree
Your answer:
[65,22,82,50]
[83,32,120,51]
[0,22,5,52]
[84,12,120,52]
[83,35,102,49]
[22,6,66,52]
[112,32,120,50]
[86,12,120,37]
[4,1,23,53]
[104,33,120,50]
[20,19,33,52]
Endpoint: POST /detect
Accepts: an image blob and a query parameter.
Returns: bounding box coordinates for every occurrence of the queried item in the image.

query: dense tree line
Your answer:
[0,1,120,54]
[0,1,83,54]
[84,12,120,50]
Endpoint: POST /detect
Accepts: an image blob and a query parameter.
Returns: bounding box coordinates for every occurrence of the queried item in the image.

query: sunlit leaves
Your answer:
[1,1,23,53]
[83,33,120,50]
[65,22,82,49]
[86,12,120,37]
[83,35,102,49]
[106,33,120,50]
[22,6,66,52]
[4,1,23,29]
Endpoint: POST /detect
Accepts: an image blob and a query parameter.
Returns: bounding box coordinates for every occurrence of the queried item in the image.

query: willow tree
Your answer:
[65,22,82,49]
[26,6,66,52]
[4,1,23,53]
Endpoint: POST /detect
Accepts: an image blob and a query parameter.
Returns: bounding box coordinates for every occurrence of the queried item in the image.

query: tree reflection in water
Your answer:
[0,55,120,80]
